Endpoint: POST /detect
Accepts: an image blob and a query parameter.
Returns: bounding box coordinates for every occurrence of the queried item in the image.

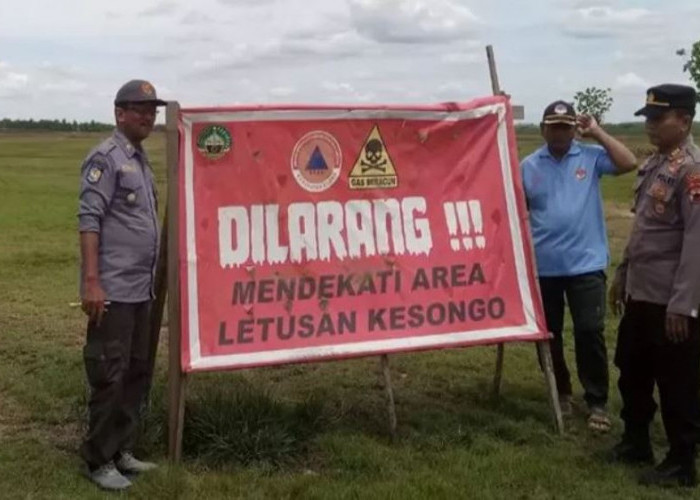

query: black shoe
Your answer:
[639,455,697,488]
[610,439,654,465]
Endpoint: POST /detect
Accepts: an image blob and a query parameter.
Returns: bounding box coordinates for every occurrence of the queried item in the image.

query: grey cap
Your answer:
[114,79,167,106]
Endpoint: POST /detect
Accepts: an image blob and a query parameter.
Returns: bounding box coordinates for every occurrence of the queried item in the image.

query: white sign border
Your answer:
[180,103,540,371]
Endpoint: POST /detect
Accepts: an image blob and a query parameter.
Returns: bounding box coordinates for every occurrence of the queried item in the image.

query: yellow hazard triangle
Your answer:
[348,124,398,190]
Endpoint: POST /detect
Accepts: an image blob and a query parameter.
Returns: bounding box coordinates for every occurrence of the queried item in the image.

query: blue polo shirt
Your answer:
[520,141,617,277]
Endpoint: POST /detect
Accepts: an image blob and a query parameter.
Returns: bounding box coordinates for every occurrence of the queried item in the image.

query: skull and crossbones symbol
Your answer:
[360,139,387,173]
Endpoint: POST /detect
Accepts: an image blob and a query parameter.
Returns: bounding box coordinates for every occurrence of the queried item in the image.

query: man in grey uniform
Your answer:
[609,84,700,487]
[78,79,165,490]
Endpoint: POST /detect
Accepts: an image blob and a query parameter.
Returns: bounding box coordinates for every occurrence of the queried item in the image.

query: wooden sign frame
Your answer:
[150,46,563,462]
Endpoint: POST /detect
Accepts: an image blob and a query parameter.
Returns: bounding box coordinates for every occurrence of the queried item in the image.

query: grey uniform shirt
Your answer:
[78,130,160,302]
[617,136,700,317]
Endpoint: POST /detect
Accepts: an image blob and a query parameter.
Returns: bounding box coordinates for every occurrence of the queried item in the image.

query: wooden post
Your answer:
[537,341,564,434]
[492,343,505,399]
[165,101,187,462]
[484,46,561,436]
[486,45,501,96]
[146,205,168,396]
[380,355,398,441]
[486,45,506,399]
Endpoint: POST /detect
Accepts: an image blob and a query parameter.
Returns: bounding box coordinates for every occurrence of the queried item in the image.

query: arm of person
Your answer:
[666,165,700,342]
[80,231,107,325]
[519,155,533,212]
[578,115,637,175]
[609,245,629,316]
[78,153,116,325]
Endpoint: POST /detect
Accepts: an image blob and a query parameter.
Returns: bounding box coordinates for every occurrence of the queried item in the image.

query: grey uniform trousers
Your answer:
[80,301,153,468]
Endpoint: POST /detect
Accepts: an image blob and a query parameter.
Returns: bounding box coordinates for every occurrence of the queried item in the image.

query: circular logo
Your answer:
[554,103,568,115]
[651,183,667,200]
[141,82,155,97]
[575,167,587,181]
[291,131,342,192]
[197,125,233,160]
[87,167,102,184]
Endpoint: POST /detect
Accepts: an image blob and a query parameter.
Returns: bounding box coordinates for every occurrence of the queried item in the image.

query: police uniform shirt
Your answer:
[78,130,160,302]
[624,137,700,318]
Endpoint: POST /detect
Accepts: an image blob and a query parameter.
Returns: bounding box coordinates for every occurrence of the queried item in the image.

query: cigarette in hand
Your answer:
[69,301,111,308]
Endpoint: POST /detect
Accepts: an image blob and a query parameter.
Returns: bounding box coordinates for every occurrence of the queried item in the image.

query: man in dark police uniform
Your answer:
[610,83,700,487]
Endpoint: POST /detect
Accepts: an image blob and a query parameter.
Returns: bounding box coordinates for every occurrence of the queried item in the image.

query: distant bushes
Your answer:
[0,118,113,132]
[515,122,648,135]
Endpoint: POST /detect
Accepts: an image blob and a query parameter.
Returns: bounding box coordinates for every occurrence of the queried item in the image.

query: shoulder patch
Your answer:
[82,153,112,185]
[686,143,700,164]
[86,166,103,184]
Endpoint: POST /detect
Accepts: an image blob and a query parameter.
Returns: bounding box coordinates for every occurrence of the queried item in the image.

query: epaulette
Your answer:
[82,137,118,168]
[684,141,700,165]
[95,136,119,156]
[82,141,117,173]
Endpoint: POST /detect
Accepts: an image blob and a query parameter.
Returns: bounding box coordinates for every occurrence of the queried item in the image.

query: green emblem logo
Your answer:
[197,125,232,160]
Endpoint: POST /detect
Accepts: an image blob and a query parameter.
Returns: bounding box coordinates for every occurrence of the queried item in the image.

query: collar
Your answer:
[660,136,695,161]
[112,129,141,159]
[537,140,582,160]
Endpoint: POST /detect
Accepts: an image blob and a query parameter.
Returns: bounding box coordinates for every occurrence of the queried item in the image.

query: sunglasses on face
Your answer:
[120,104,159,117]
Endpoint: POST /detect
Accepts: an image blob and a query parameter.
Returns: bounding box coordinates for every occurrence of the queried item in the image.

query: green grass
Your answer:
[1,129,699,499]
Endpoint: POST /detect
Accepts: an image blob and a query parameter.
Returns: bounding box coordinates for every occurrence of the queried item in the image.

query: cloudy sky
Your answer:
[0,0,697,123]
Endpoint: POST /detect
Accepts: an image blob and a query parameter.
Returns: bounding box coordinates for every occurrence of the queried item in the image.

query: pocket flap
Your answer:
[118,172,143,191]
[645,179,674,203]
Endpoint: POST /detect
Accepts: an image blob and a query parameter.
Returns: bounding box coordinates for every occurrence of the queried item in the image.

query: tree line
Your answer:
[0,118,113,132]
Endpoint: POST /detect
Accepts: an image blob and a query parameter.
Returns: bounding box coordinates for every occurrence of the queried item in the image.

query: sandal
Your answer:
[558,394,573,417]
[588,407,611,433]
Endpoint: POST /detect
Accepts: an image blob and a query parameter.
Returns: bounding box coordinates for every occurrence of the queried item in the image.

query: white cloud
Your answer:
[348,0,481,44]
[217,0,277,7]
[562,6,656,38]
[436,81,467,94]
[440,51,481,65]
[0,0,696,123]
[140,1,179,17]
[0,62,30,98]
[614,72,649,91]
[142,50,180,63]
[268,86,296,97]
[40,81,88,93]
[188,30,373,75]
[563,0,614,8]
[320,81,376,101]
[321,81,355,93]
[37,62,76,78]
[0,60,106,110]
[180,10,215,25]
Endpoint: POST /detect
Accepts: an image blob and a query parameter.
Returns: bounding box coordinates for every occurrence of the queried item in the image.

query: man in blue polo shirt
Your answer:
[521,100,637,431]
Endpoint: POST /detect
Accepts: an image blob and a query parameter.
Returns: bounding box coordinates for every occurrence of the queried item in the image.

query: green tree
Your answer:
[573,87,614,123]
[677,41,700,101]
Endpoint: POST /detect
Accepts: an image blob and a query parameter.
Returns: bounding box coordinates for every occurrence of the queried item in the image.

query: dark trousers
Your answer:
[539,271,608,408]
[615,300,700,460]
[80,301,154,468]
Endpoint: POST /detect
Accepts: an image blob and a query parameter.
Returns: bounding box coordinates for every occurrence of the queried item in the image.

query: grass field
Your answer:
[1,127,699,499]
